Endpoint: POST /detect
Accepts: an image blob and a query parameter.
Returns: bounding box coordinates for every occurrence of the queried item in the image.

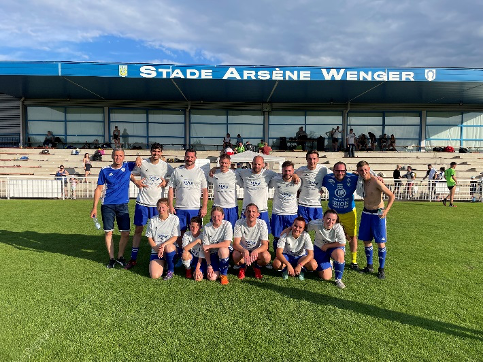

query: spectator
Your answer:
[69,176,78,199]
[83,153,92,180]
[55,165,69,199]
[346,128,357,157]
[405,166,416,198]
[223,145,234,156]
[358,133,368,150]
[121,129,129,148]
[92,139,100,149]
[388,134,397,151]
[296,126,308,151]
[393,165,402,198]
[368,132,376,150]
[443,162,457,207]
[331,126,341,151]
[43,131,55,148]
[235,141,245,154]
[81,141,91,149]
[260,142,272,155]
[245,141,254,151]
[223,133,231,148]
[257,139,264,150]
[112,126,121,148]
[379,134,388,151]
[236,134,244,145]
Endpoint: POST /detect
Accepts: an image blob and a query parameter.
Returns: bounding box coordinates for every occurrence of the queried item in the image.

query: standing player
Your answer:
[296,150,331,222]
[232,204,271,280]
[145,198,180,280]
[322,162,360,270]
[273,217,316,280]
[357,160,395,279]
[308,209,347,289]
[443,162,458,207]
[235,155,279,229]
[208,154,238,228]
[269,160,301,251]
[126,143,173,269]
[168,148,208,246]
[90,148,139,268]
[202,207,233,285]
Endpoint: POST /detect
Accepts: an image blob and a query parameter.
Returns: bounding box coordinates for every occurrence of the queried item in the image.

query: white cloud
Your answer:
[0,0,482,66]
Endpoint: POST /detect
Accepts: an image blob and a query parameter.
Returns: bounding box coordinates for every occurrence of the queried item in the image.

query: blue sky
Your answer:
[1,0,482,67]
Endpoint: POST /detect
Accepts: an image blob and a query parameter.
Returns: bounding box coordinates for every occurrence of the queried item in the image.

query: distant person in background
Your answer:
[235,141,245,154]
[43,131,55,148]
[393,165,402,197]
[257,139,264,150]
[331,126,341,151]
[245,141,254,151]
[55,165,69,198]
[236,134,244,145]
[223,145,234,156]
[405,166,416,198]
[346,128,357,157]
[296,126,308,151]
[121,129,129,149]
[358,133,368,150]
[83,153,92,180]
[368,132,376,150]
[69,176,78,199]
[443,162,457,207]
[223,133,231,148]
[388,134,397,151]
[113,126,121,148]
[379,134,388,151]
[260,142,272,155]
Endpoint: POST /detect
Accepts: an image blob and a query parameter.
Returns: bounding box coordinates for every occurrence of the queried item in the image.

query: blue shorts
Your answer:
[209,253,221,272]
[176,209,200,232]
[314,245,345,271]
[222,206,239,228]
[271,214,297,238]
[358,208,387,244]
[134,204,158,226]
[191,256,207,275]
[101,203,130,232]
[298,206,323,223]
[282,253,305,267]
[150,253,164,262]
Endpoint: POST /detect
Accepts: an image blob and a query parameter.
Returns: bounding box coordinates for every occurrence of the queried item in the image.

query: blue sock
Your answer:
[253,263,261,269]
[130,247,139,261]
[273,238,279,252]
[365,245,373,265]
[333,260,345,280]
[165,251,176,272]
[219,257,229,276]
[378,247,387,269]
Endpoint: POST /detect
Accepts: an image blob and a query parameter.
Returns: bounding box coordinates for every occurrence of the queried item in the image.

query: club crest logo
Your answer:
[119,65,128,77]
[425,69,436,81]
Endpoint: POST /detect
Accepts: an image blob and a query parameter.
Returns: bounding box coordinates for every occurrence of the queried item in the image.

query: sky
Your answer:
[1,0,482,67]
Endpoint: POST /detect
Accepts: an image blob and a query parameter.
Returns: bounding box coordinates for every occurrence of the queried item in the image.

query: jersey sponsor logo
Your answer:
[335,184,347,198]
[183,180,194,186]
[244,239,258,249]
[217,183,230,190]
[157,234,169,242]
[248,180,261,187]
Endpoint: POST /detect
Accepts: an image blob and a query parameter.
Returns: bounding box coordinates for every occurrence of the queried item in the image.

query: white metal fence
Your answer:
[0,176,481,202]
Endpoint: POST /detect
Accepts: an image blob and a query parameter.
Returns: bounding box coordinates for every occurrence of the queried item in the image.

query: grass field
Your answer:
[0,199,482,361]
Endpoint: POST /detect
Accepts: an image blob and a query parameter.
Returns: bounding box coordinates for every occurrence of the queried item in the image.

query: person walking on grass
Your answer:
[145,198,180,280]
[90,148,140,269]
[443,162,458,207]
[357,160,395,280]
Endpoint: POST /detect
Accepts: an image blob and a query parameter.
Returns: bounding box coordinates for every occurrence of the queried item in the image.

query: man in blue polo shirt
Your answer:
[90,148,138,269]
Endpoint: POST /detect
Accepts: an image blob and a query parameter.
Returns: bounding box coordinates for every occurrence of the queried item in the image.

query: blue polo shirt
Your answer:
[322,173,359,214]
[98,162,136,205]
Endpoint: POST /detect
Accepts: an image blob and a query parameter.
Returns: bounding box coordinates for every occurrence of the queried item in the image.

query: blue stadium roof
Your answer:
[1,61,483,105]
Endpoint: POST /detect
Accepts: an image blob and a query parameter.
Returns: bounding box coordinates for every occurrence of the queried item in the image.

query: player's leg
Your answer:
[208,254,221,282]
[218,247,230,285]
[331,247,346,288]
[373,215,388,279]
[101,204,116,268]
[149,256,164,279]
[253,250,271,279]
[449,186,457,206]
[116,204,131,267]
[163,243,177,280]
[182,251,194,278]
[358,211,375,273]
[314,246,332,280]
[233,249,247,279]
[339,209,358,270]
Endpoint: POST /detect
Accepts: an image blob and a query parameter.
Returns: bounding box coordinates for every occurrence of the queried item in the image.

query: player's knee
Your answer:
[272,258,282,270]
[182,251,192,260]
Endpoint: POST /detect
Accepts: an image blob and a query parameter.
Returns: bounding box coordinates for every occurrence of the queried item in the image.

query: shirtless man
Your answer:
[356,160,395,280]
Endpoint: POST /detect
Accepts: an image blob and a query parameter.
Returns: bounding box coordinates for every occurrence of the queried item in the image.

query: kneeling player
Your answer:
[145,198,180,280]
[181,216,206,281]
[233,203,271,280]
[273,217,316,280]
[202,207,233,285]
[308,209,346,289]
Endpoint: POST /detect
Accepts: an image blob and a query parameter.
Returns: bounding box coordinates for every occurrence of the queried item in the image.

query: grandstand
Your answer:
[1,147,481,201]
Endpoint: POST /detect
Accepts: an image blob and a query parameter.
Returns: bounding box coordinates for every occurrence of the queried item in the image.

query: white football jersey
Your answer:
[168,166,207,209]
[202,220,233,254]
[182,231,204,258]
[277,231,313,257]
[236,168,277,212]
[296,165,331,207]
[134,158,173,207]
[145,214,180,253]
[233,218,269,251]
[208,169,237,208]
[269,175,301,215]
[307,219,346,249]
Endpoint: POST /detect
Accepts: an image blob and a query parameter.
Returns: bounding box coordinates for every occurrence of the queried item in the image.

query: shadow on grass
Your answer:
[0,229,151,277]
[245,279,483,341]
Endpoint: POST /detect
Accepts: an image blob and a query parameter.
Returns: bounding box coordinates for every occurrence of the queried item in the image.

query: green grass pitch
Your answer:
[0,199,482,361]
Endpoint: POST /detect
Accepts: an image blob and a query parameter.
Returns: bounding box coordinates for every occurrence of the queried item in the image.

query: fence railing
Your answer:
[0,176,481,202]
